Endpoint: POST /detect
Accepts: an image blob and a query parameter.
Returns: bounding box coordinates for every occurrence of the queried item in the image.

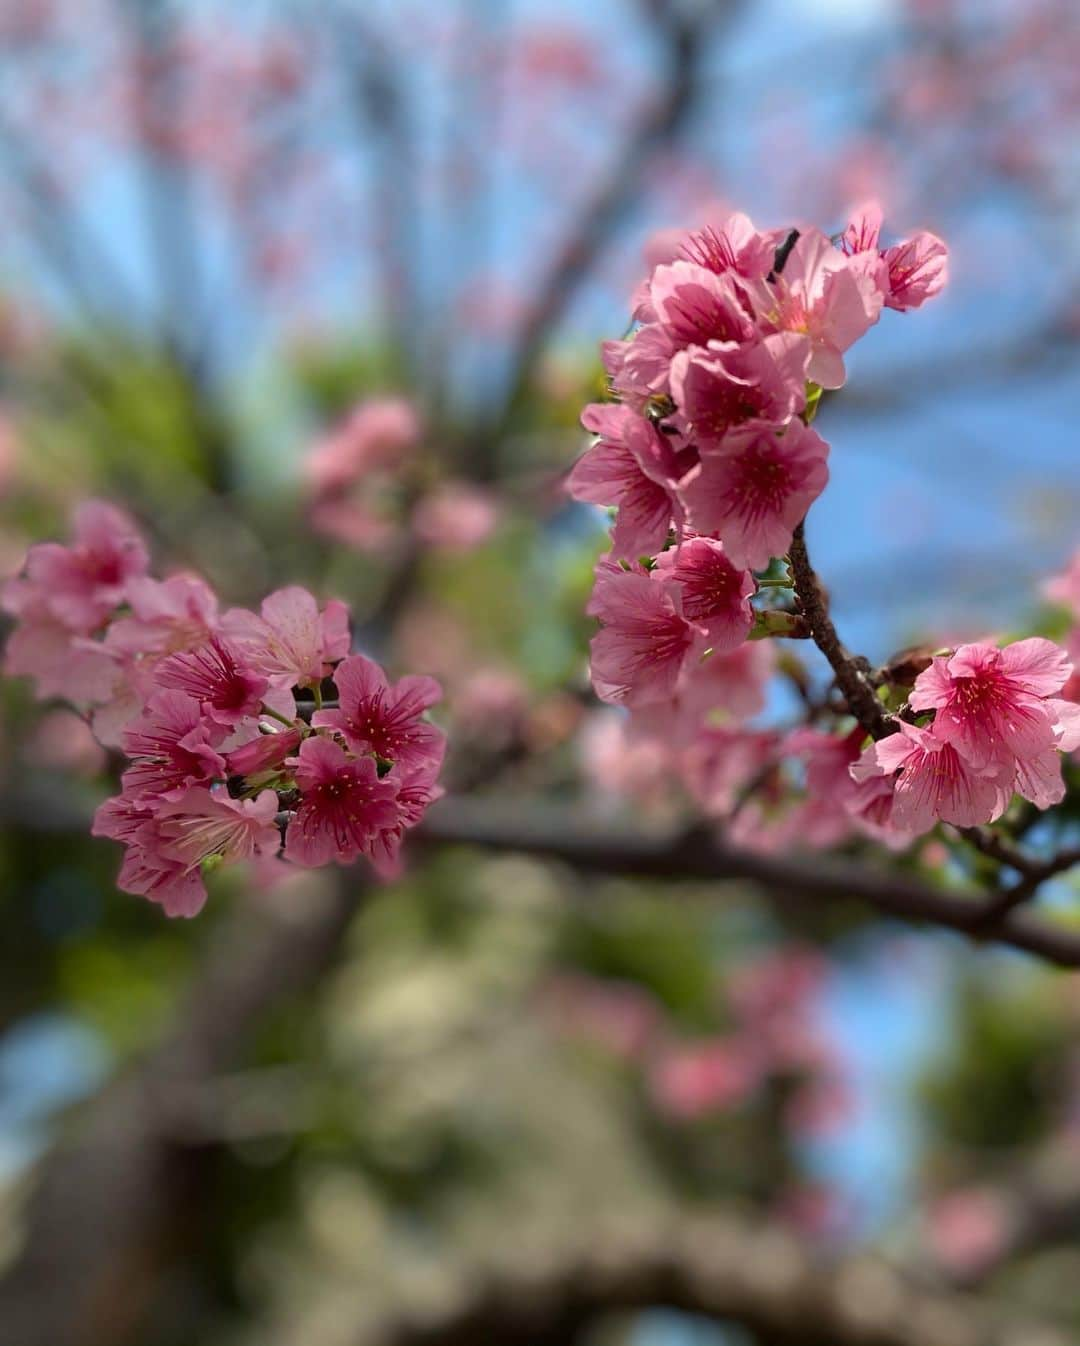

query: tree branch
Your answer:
[419,797,1080,967]
[788,522,1080,912]
[788,520,892,741]
[363,1209,1071,1346]
[488,0,742,457]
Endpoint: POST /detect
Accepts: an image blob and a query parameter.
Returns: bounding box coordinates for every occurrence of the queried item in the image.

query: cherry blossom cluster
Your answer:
[542,949,847,1230]
[2,500,445,916]
[853,639,1080,833]
[570,202,946,708]
[305,396,498,553]
[570,204,1080,847]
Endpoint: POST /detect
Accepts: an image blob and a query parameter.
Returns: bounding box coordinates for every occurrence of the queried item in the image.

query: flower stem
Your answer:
[787,521,892,741]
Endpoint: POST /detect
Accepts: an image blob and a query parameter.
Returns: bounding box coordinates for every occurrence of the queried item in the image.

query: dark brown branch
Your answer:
[7,781,1080,964]
[419,797,1080,967]
[970,842,1080,926]
[366,1210,1070,1346]
[788,520,892,741]
[787,524,1080,912]
[959,826,1035,874]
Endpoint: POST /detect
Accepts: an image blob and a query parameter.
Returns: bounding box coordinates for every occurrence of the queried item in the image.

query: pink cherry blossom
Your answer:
[778,725,905,850]
[580,710,677,814]
[669,331,810,446]
[647,260,756,348]
[309,496,398,551]
[283,734,401,868]
[1009,739,1079,810]
[568,404,690,561]
[96,785,283,919]
[2,499,148,633]
[781,726,905,850]
[2,492,445,915]
[882,231,948,311]
[73,575,226,743]
[676,213,780,282]
[653,535,755,652]
[680,419,830,570]
[1043,549,1080,618]
[649,1037,761,1120]
[778,726,867,850]
[601,325,677,410]
[839,202,891,310]
[105,574,220,657]
[312,653,445,774]
[304,396,421,494]
[851,722,1012,834]
[909,638,1077,769]
[681,727,779,817]
[154,786,282,872]
[366,762,445,878]
[91,798,203,918]
[155,635,271,727]
[680,639,776,724]
[88,653,158,750]
[632,640,776,746]
[3,617,118,703]
[223,586,349,690]
[226,726,304,777]
[753,228,882,389]
[586,559,704,708]
[840,203,948,313]
[848,767,912,847]
[411,483,499,551]
[120,690,228,801]
[30,709,107,776]
[115,845,208,919]
[92,793,156,849]
[841,200,884,257]
[927,1189,1009,1279]
[305,398,422,551]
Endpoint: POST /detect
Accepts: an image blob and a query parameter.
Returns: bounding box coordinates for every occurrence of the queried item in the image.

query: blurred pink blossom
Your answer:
[412,483,499,551]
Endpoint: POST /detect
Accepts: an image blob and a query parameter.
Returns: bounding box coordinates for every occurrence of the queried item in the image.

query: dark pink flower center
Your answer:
[950,673,1008,718]
[680,226,738,275]
[676,555,741,621]
[730,449,791,517]
[161,639,264,714]
[619,613,693,678]
[666,288,750,347]
[346,694,411,759]
[694,380,763,436]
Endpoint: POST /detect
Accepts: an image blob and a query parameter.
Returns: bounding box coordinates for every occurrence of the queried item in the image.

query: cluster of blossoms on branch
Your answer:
[304,395,499,554]
[853,640,1080,832]
[544,948,844,1131]
[1,501,445,915]
[571,204,1080,846]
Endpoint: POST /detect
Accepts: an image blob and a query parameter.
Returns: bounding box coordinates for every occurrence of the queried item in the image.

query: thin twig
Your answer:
[787,521,893,741]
